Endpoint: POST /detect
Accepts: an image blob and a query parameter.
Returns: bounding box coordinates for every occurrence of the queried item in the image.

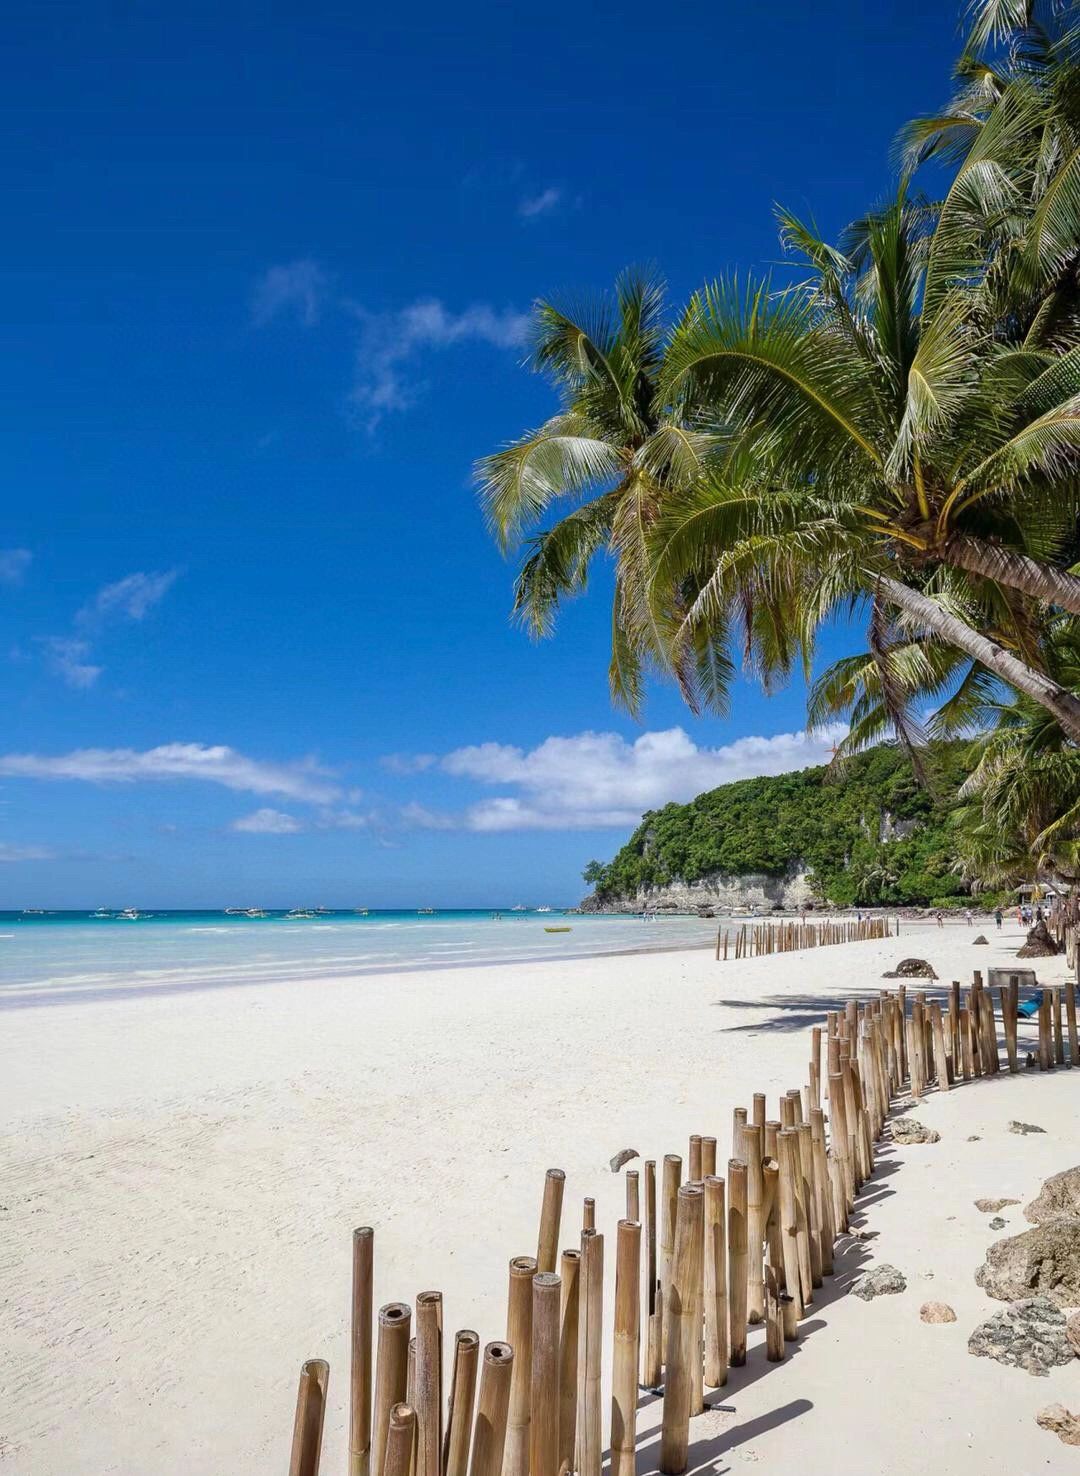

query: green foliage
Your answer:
[583,742,976,906]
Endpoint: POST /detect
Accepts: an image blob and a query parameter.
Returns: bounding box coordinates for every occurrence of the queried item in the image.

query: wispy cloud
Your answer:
[77,569,180,627]
[350,299,530,427]
[232,807,303,834]
[0,743,340,804]
[0,841,55,862]
[398,725,847,832]
[518,187,562,220]
[0,549,31,586]
[38,637,103,690]
[381,752,438,776]
[251,259,329,327]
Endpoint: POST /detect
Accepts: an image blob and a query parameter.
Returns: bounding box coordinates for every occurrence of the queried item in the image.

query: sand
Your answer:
[1,921,1077,1474]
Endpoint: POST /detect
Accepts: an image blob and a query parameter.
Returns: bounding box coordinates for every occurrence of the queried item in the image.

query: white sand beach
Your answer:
[2,922,1077,1474]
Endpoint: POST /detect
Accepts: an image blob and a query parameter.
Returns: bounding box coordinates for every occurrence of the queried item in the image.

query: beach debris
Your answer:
[891,1118,940,1145]
[1066,1311,1080,1357]
[919,1301,956,1324]
[975,1220,1080,1307]
[990,1217,1006,1230]
[975,1197,1020,1213]
[881,957,938,979]
[1024,1166,1080,1224]
[972,934,989,944]
[967,1135,981,1142]
[1016,919,1061,958]
[1036,1404,1080,1446]
[608,1148,639,1173]
[1007,1120,1046,1135]
[853,1264,907,1300]
[968,1297,1074,1375]
[845,1226,878,1241]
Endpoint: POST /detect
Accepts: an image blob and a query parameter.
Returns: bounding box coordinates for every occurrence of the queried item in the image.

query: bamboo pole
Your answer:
[703,1175,727,1389]
[530,1273,561,1476]
[350,1227,374,1476]
[775,1132,803,1326]
[582,1198,595,1231]
[537,1170,566,1274]
[469,1344,513,1476]
[688,1135,703,1183]
[373,1303,411,1476]
[827,1071,854,1216]
[727,1159,748,1367]
[626,1167,640,1220]
[959,1006,973,1080]
[1039,992,1052,1071]
[503,1258,536,1476]
[576,1228,603,1476]
[1004,977,1019,1073]
[764,1265,784,1362]
[557,1249,580,1476]
[643,1160,662,1390]
[659,1184,703,1476]
[659,1154,681,1355]
[445,1331,480,1476]
[764,1119,780,1162]
[384,1404,417,1476]
[797,1122,822,1288]
[610,1219,641,1476]
[415,1291,443,1476]
[1066,982,1078,1068]
[701,1136,717,1178]
[930,1004,950,1093]
[809,1108,834,1276]
[289,1359,330,1476]
[1052,987,1065,1066]
[744,1123,765,1325]
[732,1106,747,1163]
[752,1092,766,1129]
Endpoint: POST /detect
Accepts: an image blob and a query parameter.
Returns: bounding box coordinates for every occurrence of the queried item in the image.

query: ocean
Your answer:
[0,908,724,1008]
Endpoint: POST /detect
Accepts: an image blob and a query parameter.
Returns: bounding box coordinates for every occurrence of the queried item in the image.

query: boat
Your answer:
[22,908,46,916]
[244,909,268,918]
[313,907,335,916]
[224,908,247,915]
[285,908,316,919]
[90,909,113,919]
[116,908,142,921]
[537,905,552,914]
[417,907,435,916]
[544,925,572,933]
[354,908,370,916]
[511,904,527,912]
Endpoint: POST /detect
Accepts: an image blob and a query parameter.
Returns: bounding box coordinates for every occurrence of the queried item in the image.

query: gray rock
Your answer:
[892,1118,940,1145]
[968,1297,1074,1376]
[975,1220,1080,1307]
[1007,1120,1046,1135]
[608,1148,639,1173]
[967,1135,981,1142]
[1024,1166,1080,1224]
[989,1217,1006,1230]
[853,1264,907,1301]
[1036,1404,1080,1446]
[1067,1311,1080,1358]
[975,1197,1020,1213]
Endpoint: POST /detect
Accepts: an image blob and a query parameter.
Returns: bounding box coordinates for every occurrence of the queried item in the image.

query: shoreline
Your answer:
[2,923,1076,1473]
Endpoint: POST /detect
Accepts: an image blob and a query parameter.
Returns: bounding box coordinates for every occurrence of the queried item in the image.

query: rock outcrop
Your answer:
[892,1118,940,1145]
[853,1264,907,1300]
[968,1297,1074,1375]
[580,865,814,914]
[975,1221,1080,1307]
[1024,1166,1080,1225]
[1036,1405,1080,1446]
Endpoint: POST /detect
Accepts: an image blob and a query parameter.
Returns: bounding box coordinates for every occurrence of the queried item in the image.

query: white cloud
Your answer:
[232,807,303,834]
[0,743,340,803]
[381,752,438,776]
[399,801,456,831]
[518,187,561,219]
[350,299,530,427]
[0,549,31,586]
[77,569,180,626]
[251,259,329,327]
[403,725,847,831]
[0,842,54,861]
[39,637,103,690]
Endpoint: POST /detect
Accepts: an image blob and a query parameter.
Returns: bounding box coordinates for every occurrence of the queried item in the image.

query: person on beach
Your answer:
[995,908,1003,929]
[935,910,944,927]
[964,907,973,926]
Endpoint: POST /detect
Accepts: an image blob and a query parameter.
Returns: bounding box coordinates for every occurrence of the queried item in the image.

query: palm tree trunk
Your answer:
[876,575,1080,741]
[944,534,1080,617]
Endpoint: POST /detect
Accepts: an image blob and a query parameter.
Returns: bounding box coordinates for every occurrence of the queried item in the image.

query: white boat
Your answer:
[90,909,112,919]
[537,905,552,914]
[244,909,268,918]
[511,904,527,912]
[285,908,315,919]
[417,907,435,916]
[116,908,142,921]
[22,908,46,916]
[354,908,370,916]
[313,907,335,916]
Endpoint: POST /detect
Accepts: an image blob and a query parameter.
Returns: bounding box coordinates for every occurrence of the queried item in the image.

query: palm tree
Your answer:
[651,190,1080,739]
[474,269,730,715]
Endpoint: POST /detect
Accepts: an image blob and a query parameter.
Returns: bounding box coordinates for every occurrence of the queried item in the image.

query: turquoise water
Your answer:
[0,909,722,1008]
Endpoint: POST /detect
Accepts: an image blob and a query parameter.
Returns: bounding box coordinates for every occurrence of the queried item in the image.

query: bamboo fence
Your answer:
[717,914,898,961]
[286,951,1077,1476]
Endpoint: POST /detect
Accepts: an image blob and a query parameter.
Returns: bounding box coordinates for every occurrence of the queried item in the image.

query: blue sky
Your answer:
[1,0,963,907]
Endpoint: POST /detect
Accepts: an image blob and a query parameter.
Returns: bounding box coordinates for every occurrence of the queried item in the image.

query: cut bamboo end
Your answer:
[582,1197,596,1232]
[537,1169,566,1274]
[289,1358,330,1476]
[373,1302,412,1476]
[625,1169,640,1221]
[469,1344,513,1476]
[384,1404,417,1476]
[445,1331,481,1476]
[350,1227,374,1476]
[701,1136,717,1179]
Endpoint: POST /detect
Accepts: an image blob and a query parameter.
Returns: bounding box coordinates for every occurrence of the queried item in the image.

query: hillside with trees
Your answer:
[581,744,980,909]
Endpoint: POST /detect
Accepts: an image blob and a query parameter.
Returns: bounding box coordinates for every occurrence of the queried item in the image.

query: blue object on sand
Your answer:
[1017,990,1044,1019]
